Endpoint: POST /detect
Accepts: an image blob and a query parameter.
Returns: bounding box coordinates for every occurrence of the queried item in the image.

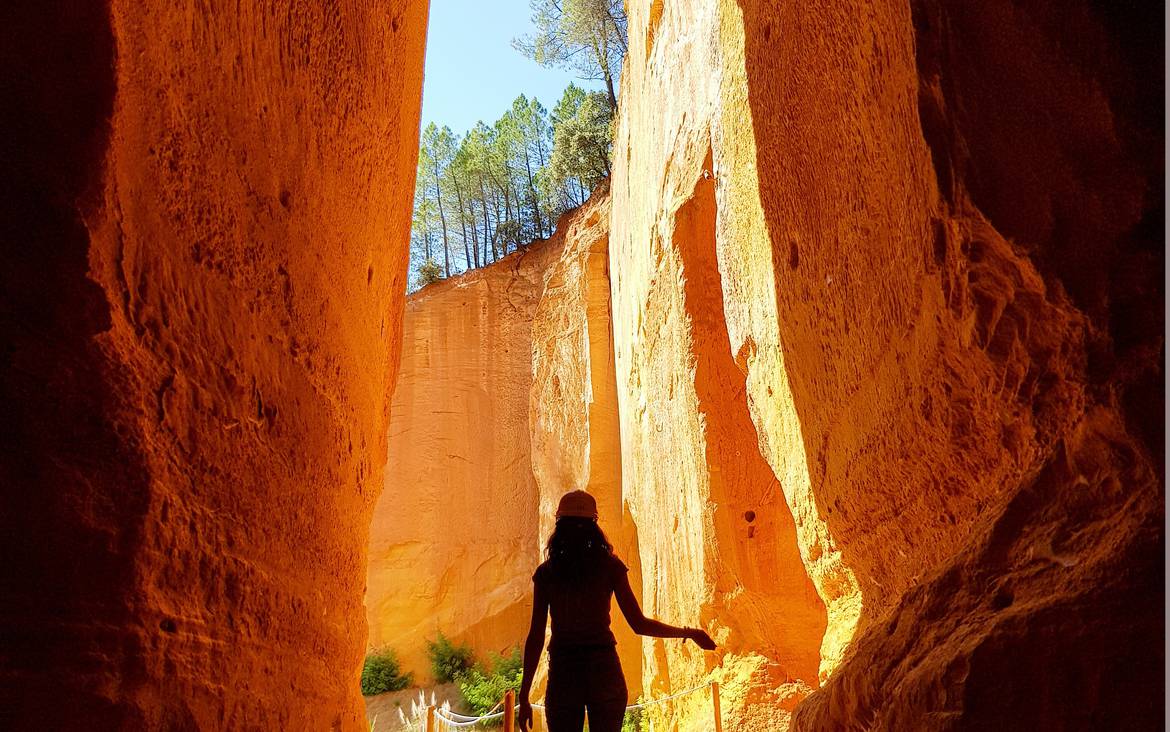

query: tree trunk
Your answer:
[480,176,495,263]
[433,171,450,277]
[593,37,618,111]
[468,197,480,269]
[453,177,471,272]
[523,150,543,240]
[422,209,432,261]
[534,141,550,237]
[502,184,513,253]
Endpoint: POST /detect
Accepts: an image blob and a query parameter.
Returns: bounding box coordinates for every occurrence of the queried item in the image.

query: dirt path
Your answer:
[364,683,464,731]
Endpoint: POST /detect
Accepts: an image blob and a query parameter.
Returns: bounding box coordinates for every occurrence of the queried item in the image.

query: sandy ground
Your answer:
[364,684,464,731]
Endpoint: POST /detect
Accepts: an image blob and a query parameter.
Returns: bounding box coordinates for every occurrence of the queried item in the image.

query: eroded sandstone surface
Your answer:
[527,186,645,699]
[1,1,426,728]
[3,0,1161,729]
[367,236,560,682]
[367,187,651,700]
[610,0,1163,729]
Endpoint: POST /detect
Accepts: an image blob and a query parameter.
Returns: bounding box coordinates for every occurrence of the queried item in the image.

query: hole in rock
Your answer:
[992,588,1015,610]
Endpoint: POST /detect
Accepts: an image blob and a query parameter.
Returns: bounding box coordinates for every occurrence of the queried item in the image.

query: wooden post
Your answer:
[711,682,723,732]
[425,705,435,732]
[504,690,516,732]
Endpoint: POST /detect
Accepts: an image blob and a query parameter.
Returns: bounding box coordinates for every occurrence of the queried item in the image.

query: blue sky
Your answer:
[420,0,603,135]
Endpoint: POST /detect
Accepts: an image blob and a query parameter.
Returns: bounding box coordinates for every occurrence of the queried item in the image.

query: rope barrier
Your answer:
[428,680,719,729]
[433,708,506,728]
[617,680,713,710]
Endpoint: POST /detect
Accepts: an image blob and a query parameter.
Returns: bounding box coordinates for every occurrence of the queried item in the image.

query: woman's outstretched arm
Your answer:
[517,582,549,731]
[614,572,716,649]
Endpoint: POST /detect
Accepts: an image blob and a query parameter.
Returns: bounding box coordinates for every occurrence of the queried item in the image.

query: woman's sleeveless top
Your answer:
[533,553,628,652]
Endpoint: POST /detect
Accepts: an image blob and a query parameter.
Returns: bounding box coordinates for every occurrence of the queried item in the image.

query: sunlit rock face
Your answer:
[612,5,829,730]
[0,1,426,728]
[614,0,1162,730]
[368,188,645,695]
[527,186,644,699]
[367,232,565,682]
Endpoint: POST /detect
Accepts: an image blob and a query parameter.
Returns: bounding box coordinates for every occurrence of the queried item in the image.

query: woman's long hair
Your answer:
[544,516,613,579]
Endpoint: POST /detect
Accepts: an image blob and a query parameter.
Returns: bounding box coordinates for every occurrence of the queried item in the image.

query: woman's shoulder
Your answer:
[534,553,625,583]
[607,552,628,575]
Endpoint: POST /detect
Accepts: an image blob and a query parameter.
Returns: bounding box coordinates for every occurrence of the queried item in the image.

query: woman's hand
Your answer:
[518,698,534,731]
[686,627,717,651]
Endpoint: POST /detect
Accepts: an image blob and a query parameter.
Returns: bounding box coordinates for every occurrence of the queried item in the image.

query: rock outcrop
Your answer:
[1,2,426,728]
[367,187,650,699]
[612,5,832,727]
[366,238,561,682]
[528,186,644,699]
[611,0,1163,729]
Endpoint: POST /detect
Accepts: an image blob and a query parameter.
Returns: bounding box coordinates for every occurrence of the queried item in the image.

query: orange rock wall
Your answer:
[528,188,644,699]
[612,5,830,729]
[367,240,562,682]
[613,0,1162,729]
[2,0,1160,728]
[0,1,427,728]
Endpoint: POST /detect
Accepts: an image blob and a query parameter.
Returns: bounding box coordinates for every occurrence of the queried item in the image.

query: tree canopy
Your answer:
[408,87,613,292]
[513,0,628,109]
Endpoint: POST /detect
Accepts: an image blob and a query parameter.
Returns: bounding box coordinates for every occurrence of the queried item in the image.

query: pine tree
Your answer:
[514,0,627,110]
[408,82,613,289]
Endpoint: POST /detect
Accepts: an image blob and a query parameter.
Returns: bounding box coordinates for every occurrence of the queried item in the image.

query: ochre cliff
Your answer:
[1,1,426,728]
[3,0,1161,729]
[367,232,563,682]
[527,186,644,700]
[368,187,649,698]
[611,0,1162,729]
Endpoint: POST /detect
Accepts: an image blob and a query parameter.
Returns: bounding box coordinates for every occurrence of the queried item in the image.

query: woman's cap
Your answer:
[555,490,598,519]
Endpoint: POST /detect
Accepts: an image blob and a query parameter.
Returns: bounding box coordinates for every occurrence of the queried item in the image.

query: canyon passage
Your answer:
[2,0,1163,730]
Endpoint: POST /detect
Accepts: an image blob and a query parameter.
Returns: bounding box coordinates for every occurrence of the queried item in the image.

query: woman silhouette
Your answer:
[517,490,717,732]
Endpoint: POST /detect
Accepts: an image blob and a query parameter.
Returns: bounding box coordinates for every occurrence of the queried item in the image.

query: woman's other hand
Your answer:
[687,628,717,650]
[518,698,534,731]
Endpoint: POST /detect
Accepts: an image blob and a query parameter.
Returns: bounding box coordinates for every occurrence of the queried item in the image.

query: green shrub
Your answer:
[416,258,444,287]
[456,647,523,720]
[621,705,643,732]
[426,631,475,683]
[361,648,413,696]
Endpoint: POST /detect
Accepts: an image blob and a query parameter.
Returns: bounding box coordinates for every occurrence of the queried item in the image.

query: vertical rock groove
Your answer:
[673,161,826,685]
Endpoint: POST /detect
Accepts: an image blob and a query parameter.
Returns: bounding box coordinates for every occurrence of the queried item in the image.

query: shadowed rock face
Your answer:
[767,1,1165,727]
[0,1,426,728]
